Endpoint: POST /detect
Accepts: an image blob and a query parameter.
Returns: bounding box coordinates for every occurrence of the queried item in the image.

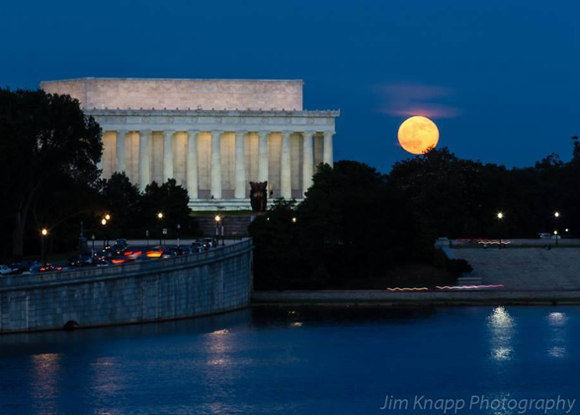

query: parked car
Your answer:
[0,265,17,275]
[8,261,31,274]
[191,242,205,253]
[204,238,219,247]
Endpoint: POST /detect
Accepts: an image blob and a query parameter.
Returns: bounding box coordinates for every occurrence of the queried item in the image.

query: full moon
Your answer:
[397,116,440,155]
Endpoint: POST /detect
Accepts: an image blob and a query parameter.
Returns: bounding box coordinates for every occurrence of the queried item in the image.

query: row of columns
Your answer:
[113,130,334,199]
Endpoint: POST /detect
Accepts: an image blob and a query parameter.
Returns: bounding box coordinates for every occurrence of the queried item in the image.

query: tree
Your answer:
[389,147,490,238]
[249,198,302,290]
[250,161,435,289]
[101,172,141,237]
[0,88,102,258]
[140,179,192,239]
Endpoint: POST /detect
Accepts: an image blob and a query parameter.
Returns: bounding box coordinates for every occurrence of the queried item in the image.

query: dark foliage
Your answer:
[250,161,436,290]
[389,143,580,239]
[0,88,102,258]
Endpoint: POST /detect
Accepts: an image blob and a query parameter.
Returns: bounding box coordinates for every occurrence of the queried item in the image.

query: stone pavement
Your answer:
[453,247,580,290]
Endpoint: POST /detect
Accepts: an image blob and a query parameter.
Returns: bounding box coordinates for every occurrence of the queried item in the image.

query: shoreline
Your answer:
[251,290,580,306]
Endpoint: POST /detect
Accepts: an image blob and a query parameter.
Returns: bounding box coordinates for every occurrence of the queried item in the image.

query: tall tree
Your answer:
[0,88,102,258]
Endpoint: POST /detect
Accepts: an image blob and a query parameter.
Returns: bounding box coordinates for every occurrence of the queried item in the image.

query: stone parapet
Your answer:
[0,240,253,333]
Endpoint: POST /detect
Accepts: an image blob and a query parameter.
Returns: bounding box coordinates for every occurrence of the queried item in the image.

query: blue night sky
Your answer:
[2,0,579,172]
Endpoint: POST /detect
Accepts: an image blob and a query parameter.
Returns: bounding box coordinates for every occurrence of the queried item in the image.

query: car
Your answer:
[68,252,95,267]
[110,256,127,265]
[0,265,17,275]
[123,249,145,261]
[190,242,205,253]
[25,263,62,274]
[7,261,31,274]
[116,239,129,249]
[173,246,194,256]
[203,238,218,248]
[161,249,176,259]
[146,246,164,258]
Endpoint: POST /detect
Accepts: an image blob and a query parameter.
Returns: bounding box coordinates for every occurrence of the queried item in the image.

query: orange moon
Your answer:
[397,116,439,155]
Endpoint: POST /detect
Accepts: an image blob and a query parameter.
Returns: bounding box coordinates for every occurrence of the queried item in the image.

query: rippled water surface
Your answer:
[0,306,578,414]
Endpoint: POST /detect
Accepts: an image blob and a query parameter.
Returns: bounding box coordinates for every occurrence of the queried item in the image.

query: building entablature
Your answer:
[86,109,339,133]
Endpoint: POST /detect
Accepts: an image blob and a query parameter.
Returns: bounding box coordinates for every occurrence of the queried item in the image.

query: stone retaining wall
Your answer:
[0,240,253,334]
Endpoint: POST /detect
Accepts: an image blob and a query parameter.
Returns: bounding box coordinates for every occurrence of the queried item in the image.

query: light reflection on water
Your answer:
[487,306,515,362]
[547,312,569,359]
[0,307,577,415]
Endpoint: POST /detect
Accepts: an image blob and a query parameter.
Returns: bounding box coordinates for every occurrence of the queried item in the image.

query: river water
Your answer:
[0,306,578,414]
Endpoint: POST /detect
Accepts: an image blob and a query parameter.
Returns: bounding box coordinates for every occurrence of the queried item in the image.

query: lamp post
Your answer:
[41,228,48,266]
[215,215,221,246]
[91,234,95,257]
[221,218,225,246]
[157,212,164,246]
[554,212,560,246]
[101,218,107,249]
[177,224,181,248]
[497,212,504,249]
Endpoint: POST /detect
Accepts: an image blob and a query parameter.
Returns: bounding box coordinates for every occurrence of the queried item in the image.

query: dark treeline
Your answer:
[389,141,580,239]
[0,88,193,260]
[250,141,580,290]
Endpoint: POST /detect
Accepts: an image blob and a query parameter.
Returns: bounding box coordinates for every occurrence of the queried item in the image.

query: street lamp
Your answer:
[101,218,108,249]
[41,228,48,266]
[91,234,95,257]
[497,212,504,249]
[177,223,181,248]
[554,212,560,246]
[215,215,221,246]
[157,212,164,246]
[105,213,111,221]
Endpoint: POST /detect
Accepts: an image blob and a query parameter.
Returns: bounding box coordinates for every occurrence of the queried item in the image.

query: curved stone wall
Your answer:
[0,240,253,334]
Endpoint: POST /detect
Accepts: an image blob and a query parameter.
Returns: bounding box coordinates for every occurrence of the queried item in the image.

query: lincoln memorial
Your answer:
[41,78,339,210]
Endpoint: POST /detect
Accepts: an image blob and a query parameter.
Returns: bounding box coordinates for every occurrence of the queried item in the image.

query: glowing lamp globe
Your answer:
[397,116,440,155]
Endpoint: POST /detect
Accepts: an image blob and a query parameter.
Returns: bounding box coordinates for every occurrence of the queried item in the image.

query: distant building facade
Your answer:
[41,78,339,210]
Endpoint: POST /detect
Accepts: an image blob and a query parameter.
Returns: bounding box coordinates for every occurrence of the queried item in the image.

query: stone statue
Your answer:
[250,181,268,212]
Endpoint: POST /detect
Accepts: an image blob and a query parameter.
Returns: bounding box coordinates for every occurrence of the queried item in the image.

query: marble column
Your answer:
[234,131,247,199]
[280,132,292,199]
[302,132,314,195]
[211,131,222,199]
[187,130,199,199]
[139,130,151,192]
[116,130,127,173]
[323,131,334,167]
[163,130,174,182]
[258,131,269,183]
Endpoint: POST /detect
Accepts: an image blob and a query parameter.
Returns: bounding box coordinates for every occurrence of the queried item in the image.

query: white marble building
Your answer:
[41,78,339,210]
